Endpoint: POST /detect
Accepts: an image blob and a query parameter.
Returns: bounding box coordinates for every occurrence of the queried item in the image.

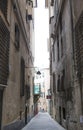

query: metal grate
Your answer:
[0,17,10,85]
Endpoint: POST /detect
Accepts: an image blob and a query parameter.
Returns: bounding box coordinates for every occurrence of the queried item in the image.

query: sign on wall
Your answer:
[34,85,40,95]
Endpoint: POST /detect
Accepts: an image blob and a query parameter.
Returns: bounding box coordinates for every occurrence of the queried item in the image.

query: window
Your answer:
[53,43,55,61]
[59,106,62,124]
[60,13,64,57]
[57,75,60,91]
[33,0,37,8]
[0,17,10,85]
[53,73,56,92]
[15,23,20,50]
[63,108,66,119]
[26,76,30,99]
[60,14,62,33]
[57,34,59,61]
[0,0,8,18]
[61,69,65,91]
[26,84,30,100]
[20,58,25,97]
[75,11,83,112]
[51,0,54,6]
[26,0,33,20]
[61,37,63,57]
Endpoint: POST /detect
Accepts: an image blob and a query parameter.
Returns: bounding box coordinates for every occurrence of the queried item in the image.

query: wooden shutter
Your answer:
[0,17,10,85]
[75,11,83,80]
[0,0,8,18]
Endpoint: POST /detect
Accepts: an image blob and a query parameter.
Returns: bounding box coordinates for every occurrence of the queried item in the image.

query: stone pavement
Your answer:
[22,112,66,130]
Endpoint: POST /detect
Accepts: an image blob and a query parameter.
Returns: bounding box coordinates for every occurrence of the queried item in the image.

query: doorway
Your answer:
[59,106,62,124]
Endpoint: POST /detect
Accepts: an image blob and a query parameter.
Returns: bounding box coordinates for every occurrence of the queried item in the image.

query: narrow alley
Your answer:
[0,0,83,130]
[22,112,66,130]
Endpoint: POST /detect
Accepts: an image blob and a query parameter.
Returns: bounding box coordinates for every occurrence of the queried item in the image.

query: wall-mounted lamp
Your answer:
[36,70,41,75]
[25,66,41,75]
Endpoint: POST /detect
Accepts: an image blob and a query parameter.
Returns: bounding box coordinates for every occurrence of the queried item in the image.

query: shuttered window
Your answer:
[75,11,83,112]
[0,0,8,18]
[0,17,10,85]
[75,11,83,81]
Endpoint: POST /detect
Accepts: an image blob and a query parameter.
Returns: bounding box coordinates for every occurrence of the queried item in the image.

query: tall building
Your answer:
[0,0,36,129]
[48,0,83,130]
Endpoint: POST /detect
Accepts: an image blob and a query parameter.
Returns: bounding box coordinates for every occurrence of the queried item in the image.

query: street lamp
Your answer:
[25,66,41,75]
[36,70,41,75]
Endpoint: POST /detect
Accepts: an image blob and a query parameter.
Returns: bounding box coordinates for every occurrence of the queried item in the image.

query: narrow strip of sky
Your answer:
[34,0,49,68]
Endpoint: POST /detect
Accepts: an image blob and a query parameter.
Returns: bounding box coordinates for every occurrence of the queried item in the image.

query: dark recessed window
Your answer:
[20,58,25,97]
[61,37,63,57]
[53,73,56,92]
[51,0,54,6]
[15,23,20,50]
[26,84,30,100]
[57,75,60,91]
[63,107,66,119]
[53,43,55,61]
[0,0,8,19]
[57,34,59,61]
[61,69,65,91]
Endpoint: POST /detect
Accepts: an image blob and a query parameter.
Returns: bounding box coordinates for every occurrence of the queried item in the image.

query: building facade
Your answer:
[34,68,50,113]
[0,0,36,130]
[48,0,83,130]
